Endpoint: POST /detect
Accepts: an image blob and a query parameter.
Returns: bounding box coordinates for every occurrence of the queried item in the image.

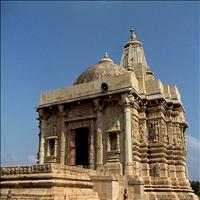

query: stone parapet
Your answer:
[38,73,135,108]
[0,164,100,200]
[1,163,90,178]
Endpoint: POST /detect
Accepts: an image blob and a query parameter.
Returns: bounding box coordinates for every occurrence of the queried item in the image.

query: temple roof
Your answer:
[37,31,183,108]
[74,53,128,85]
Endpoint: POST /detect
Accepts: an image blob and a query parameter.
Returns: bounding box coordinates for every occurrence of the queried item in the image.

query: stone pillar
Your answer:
[46,140,50,157]
[58,105,65,165]
[54,139,58,157]
[124,104,133,175]
[107,133,111,152]
[93,99,103,170]
[89,119,95,169]
[116,134,120,151]
[38,109,46,164]
[121,93,134,175]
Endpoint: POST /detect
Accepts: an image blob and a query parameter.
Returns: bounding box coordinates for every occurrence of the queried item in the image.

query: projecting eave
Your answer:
[37,72,139,109]
[143,78,183,108]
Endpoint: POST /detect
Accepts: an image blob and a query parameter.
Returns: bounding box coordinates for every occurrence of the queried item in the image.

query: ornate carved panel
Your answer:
[150,163,160,177]
[172,124,183,145]
[66,104,95,121]
[161,120,169,143]
[132,118,139,141]
[139,120,147,141]
[107,118,120,131]
[147,121,160,142]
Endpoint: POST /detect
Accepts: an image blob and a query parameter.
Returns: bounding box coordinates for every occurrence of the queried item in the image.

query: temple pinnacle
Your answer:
[99,52,113,63]
[104,52,109,58]
[130,29,137,40]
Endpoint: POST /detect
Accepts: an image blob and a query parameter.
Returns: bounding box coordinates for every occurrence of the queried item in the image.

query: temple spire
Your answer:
[120,30,148,93]
[120,30,148,72]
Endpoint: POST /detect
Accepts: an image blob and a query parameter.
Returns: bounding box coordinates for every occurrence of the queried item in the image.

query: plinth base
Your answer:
[105,161,123,175]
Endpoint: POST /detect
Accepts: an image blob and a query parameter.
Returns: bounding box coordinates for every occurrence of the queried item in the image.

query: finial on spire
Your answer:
[99,52,113,63]
[104,52,109,58]
[130,29,137,40]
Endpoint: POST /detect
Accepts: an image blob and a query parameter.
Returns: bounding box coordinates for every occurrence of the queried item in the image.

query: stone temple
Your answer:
[0,31,198,200]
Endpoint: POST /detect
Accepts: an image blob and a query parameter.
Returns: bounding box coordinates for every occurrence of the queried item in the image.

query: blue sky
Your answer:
[1,1,199,180]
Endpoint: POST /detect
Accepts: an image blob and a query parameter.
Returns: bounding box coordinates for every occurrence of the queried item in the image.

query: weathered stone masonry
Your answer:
[0,31,198,200]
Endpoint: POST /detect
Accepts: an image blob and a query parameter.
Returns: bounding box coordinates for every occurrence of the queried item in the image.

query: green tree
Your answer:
[190,181,200,197]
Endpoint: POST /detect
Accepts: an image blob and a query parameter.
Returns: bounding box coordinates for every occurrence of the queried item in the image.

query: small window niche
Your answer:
[106,130,121,162]
[106,118,121,162]
[105,119,123,175]
[110,133,117,151]
[49,139,55,156]
[46,136,58,163]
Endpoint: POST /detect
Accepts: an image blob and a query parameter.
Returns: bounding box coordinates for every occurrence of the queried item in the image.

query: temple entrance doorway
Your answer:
[75,127,89,167]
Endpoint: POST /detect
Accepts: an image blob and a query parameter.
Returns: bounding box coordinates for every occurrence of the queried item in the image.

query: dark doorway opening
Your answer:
[75,127,89,167]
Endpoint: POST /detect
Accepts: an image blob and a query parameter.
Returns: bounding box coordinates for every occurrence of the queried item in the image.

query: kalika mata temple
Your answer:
[0,31,198,200]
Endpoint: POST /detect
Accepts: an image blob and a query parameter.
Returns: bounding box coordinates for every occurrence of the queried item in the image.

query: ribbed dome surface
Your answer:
[74,54,128,85]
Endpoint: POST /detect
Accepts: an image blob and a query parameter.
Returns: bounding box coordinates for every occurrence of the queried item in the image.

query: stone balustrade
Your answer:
[0,163,90,176]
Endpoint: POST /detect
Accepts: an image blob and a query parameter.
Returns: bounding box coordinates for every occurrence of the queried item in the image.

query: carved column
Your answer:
[58,105,65,165]
[46,140,50,157]
[121,93,134,175]
[89,119,95,169]
[107,134,111,152]
[54,139,58,157]
[38,109,46,164]
[116,134,120,151]
[93,99,103,170]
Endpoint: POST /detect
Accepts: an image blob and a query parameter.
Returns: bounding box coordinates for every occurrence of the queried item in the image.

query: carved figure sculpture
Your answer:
[151,163,160,177]
[107,118,120,131]
[148,121,159,142]
[123,189,128,200]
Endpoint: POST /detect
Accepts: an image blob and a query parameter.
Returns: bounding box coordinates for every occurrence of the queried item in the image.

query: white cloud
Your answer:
[186,135,200,181]
[27,155,37,164]
[1,152,19,166]
[1,152,37,166]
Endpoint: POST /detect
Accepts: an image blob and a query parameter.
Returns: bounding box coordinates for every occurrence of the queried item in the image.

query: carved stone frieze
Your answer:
[0,164,91,177]
[0,164,52,175]
[66,105,94,120]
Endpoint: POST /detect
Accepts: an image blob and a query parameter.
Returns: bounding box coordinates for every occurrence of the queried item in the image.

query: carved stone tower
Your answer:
[0,31,198,200]
[120,30,149,94]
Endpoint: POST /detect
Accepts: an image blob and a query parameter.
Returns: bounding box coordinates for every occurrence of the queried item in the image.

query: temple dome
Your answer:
[74,53,128,85]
